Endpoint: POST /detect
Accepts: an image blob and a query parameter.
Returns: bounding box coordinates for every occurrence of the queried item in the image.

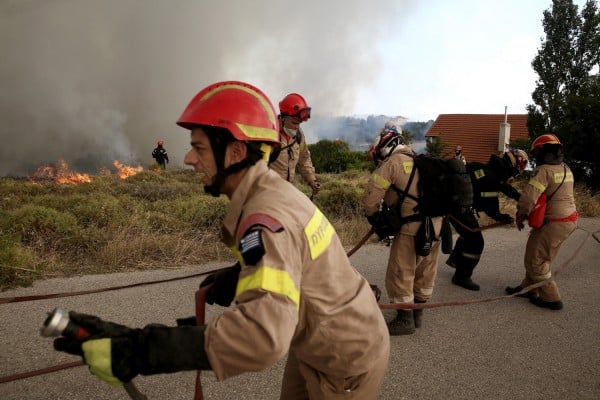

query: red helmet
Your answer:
[279,93,311,121]
[177,81,279,144]
[157,140,164,146]
[531,134,562,150]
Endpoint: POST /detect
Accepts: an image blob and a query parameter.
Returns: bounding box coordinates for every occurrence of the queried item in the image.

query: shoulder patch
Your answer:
[239,229,265,266]
[239,213,284,239]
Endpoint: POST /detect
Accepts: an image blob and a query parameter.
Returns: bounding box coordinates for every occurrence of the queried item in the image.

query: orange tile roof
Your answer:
[425,114,530,163]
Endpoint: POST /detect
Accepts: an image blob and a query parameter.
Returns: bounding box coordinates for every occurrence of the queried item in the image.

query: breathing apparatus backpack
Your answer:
[390,154,474,255]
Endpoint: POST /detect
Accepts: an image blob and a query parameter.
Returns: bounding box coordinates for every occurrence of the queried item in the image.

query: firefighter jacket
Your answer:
[468,154,519,221]
[517,163,576,219]
[152,146,169,163]
[362,145,442,237]
[204,161,389,381]
[269,127,317,185]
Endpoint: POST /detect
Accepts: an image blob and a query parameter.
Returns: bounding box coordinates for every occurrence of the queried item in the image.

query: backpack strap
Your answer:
[389,153,422,224]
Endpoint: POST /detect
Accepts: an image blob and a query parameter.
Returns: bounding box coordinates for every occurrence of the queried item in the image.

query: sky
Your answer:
[0,0,591,174]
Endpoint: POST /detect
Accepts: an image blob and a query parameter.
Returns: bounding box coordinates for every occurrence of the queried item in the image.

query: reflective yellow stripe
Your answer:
[304,208,335,260]
[82,339,122,386]
[531,271,552,282]
[480,191,500,198]
[236,265,300,307]
[236,123,279,141]
[528,178,546,192]
[416,287,433,296]
[403,161,414,174]
[230,246,244,266]
[201,83,276,127]
[373,173,391,189]
[554,171,574,183]
[474,169,485,179]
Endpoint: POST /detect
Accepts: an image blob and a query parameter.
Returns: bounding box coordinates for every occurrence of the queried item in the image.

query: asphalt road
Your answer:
[1,217,599,400]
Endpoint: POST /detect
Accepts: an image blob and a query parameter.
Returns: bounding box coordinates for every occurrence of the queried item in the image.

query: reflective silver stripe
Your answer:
[480,191,500,198]
[415,287,434,296]
[392,295,414,303]
[461,252,481,260]
[531,271,552,282]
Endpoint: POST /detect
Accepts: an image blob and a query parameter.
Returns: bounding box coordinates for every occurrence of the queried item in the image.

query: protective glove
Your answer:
[515,213,526,231]
[53,312,211,386]
[497,213,514,223]
[367,212,396,240]
[200,263,241,307]
[311,181,321,196]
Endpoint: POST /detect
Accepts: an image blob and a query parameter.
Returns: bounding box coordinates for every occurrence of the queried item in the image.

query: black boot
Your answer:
[505,285,535,298]
[530,296,564,310]
[387,310,415,336]
[452,273,480,291]
[413,299,426,328]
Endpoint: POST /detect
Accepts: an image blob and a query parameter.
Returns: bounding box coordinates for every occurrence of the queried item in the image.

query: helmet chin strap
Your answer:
[204,159,254,197]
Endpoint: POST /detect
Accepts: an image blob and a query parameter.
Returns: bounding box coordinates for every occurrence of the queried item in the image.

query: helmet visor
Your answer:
[291,107,311,122]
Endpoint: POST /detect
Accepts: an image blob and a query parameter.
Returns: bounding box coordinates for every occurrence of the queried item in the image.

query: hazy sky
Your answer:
[0,0,591,174]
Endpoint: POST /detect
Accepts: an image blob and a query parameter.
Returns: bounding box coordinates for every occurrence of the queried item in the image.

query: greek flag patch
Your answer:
[240,229,265,266]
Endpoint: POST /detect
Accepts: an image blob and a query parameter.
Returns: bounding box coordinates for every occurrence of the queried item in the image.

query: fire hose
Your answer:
[0,226,594,395]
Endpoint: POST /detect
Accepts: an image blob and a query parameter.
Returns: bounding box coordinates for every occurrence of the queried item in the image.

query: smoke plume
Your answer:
[0,0,412,175]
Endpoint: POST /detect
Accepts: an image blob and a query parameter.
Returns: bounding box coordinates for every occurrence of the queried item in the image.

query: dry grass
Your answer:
[1,170,597,290]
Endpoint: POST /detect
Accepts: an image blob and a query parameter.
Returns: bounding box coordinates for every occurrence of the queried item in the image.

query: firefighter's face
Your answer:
[184,128,217,186]
[282,115,302,130]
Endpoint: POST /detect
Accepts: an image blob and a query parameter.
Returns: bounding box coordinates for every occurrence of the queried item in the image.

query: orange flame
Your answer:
[29,159,92,184]
[113,160,143,179]
[29,159,144,184]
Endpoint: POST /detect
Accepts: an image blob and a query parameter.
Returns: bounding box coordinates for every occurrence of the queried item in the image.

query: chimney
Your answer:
[498,106,510,152]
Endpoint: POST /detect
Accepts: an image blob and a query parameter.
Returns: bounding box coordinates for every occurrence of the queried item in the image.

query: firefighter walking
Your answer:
[507,134,577,310]
[269,93,320,197]
[447,148,528,290]
[362,123,442,335]
[52,81,389,399]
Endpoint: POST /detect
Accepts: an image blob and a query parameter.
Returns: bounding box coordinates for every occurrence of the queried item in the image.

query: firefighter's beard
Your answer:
[204,172,224,197]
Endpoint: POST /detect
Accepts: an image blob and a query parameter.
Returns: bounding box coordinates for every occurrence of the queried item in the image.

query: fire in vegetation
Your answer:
[28,159,143,184]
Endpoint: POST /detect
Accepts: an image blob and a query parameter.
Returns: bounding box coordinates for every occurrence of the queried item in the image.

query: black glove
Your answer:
[496,213,514,223]
[54,312,211,385]
[367,212,397,240]
[200,263,241,307]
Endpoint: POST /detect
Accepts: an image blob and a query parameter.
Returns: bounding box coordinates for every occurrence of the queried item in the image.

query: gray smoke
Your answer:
[0,0,413,175]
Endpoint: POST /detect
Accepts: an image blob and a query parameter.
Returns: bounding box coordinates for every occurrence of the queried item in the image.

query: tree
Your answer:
[527,0,600,189]
[309,139,353,173]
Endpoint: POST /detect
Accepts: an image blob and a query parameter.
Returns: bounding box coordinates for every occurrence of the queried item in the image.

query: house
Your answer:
[424,113,529,163]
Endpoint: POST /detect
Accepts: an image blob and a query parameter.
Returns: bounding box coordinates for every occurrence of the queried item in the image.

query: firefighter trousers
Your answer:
[447,212,484,279]
[280,347,389,400]
[519,220,577,302]
[385,233,440,303]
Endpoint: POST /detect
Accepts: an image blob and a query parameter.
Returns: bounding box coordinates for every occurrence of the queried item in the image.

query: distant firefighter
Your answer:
[152,140,169,169]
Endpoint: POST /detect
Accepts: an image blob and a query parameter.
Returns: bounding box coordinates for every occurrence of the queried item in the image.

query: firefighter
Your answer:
[455,145,466,164]
[447,148,528,290]
[53,81,389,399]
[152,140,169,169]
[362,123,443,335]
[506,134,577,310]
[269,93,320,197]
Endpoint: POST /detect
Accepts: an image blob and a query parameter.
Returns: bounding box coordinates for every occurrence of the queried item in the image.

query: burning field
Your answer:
[28,159,144,184]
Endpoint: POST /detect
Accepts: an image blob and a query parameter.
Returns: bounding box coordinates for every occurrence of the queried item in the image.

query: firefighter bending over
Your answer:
[152,140,169,169]
[269,93,320,198]
[506,134,577,310]
[53,81,389,399]
[446,148,528,291]
[362,123,443,335]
